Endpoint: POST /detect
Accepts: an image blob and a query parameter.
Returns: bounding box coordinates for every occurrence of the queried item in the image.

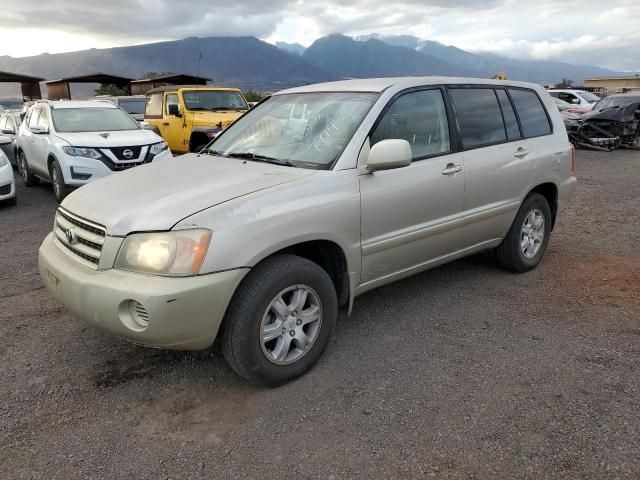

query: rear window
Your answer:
[450,88,506,149]
[145,93,163,117]
[509,89,552,138]
[119,99,145,115]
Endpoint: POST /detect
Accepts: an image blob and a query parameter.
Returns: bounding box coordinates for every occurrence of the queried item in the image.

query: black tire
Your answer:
[18,151,39,187]
[50,160,71,203]
[221,254,338,387]
[495,193,552,273]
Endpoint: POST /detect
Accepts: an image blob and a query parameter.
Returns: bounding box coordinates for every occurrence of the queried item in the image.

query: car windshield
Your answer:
[594,96,640,111]
[0,100,22,110]
[207,91,378,170]
[578,91,600,103]
[182,90,249,111]
[118,99,145,115]
[52,108,140,132]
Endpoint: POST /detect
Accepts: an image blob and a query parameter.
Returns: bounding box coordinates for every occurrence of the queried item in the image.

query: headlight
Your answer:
[115,229,212,276]
[150,141,168,155]
[0,151,8,167]
[62,146,101,159]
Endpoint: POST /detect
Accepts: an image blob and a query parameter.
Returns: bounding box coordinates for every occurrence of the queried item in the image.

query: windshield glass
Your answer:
[118,99,145,115]
[182,90,248,111]
[594,96,640,111]
[0,100,22,110]
[52,108,140,132]
[578,91,600,103]
[208,91,378,169]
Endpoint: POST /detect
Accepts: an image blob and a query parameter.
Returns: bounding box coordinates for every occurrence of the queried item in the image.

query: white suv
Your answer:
[547,89,600,111]
[17,100,172,202]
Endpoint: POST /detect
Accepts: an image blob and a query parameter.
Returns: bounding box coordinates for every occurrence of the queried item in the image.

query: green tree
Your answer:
[243,90,266,102]
[95,84,129,96]
[558,78,575,88]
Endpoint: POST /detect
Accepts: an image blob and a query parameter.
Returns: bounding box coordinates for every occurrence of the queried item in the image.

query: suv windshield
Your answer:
[119,99,145,115]
[207,91,378,169]
[0,100,22,110]
[52,108,140,132]
[594,95,640,111]
[182,90,248,111]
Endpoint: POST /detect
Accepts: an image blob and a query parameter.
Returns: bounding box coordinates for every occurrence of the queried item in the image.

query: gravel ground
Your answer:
[1,149,639,479]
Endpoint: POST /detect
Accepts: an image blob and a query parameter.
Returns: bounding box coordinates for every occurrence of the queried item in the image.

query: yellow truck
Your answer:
[144,86,250,154]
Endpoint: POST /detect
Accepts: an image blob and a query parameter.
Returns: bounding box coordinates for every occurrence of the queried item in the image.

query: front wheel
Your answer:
[495,193,552,273]
[50,160,71,203]
[221,255,338,387]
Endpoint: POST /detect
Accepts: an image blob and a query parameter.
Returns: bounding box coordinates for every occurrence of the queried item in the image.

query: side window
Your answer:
[0,116,6,130]
[145,93,163,117]
[37,109,50,129]
[28,108,41,129]
[449,88,506,149]
[559,92,576,104]
[371,89,450,159]
[509,89,552,138]
[165,93,179,115]
[496,90,521,141]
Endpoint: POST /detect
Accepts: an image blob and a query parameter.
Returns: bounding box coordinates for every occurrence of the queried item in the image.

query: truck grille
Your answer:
[53,208,106,269]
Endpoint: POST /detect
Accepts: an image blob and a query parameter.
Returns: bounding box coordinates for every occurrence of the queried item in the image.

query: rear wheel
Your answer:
[496,193,552,273]
[50,160,71,203]
[18,151,39,187]
[221,255,338,387]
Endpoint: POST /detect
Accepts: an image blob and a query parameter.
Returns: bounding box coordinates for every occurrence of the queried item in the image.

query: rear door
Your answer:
[30,107,53,176]
[359,88,466,284]
[448,87,536,246]
[21,107,40,169]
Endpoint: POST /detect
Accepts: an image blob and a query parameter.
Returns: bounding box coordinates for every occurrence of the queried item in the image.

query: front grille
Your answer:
[109,146,143,160]
[0,183,11,195]
[53,208,106,269]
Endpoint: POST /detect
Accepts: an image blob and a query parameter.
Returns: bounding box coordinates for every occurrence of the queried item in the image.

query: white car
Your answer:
[17,100,172,202]
[548,89,600,111]
[0,135,16,206]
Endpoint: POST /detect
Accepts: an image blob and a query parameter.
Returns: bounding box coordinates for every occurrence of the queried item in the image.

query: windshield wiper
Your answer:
[226,152,294,167]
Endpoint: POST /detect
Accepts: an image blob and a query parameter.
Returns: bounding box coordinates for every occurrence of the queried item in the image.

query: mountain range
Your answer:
[0,33,630,97]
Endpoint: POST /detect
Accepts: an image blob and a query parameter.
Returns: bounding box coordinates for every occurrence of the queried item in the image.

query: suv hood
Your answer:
[56,129,161,147]
[61,155,316,236]
[186,110,247,128]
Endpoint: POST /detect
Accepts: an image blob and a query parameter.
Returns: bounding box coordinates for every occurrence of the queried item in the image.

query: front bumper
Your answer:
[0,163,15,200]
[38,233,248,350]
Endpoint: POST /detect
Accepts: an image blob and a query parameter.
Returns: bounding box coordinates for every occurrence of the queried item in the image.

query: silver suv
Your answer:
[39,77,576,386]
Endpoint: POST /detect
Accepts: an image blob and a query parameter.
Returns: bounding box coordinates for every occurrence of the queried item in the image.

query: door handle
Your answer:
[514,147,529,158]
[162,122,170,126]
[442,163,463,175]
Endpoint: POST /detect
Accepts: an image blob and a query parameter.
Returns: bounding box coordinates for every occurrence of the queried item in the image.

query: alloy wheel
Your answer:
[520,208,545,259]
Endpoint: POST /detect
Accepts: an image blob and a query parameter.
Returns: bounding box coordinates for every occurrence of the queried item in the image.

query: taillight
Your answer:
[570,144,576,177]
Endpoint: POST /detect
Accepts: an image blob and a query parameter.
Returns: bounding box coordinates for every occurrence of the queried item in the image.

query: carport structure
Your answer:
[130,73,211,95]
[0,71,44,100]
[45,73,133,100]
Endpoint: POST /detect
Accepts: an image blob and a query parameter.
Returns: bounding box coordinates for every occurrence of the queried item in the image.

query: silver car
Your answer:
[38,77,576,386]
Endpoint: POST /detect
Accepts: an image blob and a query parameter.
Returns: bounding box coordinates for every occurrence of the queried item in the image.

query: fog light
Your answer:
[119,300,150,331]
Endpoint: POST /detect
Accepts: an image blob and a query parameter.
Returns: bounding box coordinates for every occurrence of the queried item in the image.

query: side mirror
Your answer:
[0,135,11,145]
[571,98,581,104]
[366,139,412,172]
[167,104,182,117]
[31,126,49,134]
[1,128,14,135]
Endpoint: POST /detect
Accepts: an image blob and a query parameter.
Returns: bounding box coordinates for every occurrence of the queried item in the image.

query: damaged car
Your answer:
[571,93,640,151]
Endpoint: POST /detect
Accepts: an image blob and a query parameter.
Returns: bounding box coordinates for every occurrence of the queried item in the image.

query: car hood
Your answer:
[61,154,316,236]
[55,129,161,147]
[186,110,247,128]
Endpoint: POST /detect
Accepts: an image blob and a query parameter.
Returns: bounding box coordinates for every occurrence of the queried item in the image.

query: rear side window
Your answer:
[450,88,506,149]
[28,108,41,128]
[371,89,450,159]
[145,93,163,117]
[509,89,552,138]
[496,90,521,140]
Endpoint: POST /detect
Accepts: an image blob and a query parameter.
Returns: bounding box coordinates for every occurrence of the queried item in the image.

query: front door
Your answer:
[160,93,187,153]
[359,88,466,285]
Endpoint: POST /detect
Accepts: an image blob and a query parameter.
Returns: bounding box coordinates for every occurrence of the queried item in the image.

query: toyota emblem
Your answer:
[64,227,77,244]
[123,149,134,159]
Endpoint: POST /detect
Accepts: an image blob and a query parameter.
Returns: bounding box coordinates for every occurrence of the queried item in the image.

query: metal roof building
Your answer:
[130,73,211,95]
[0,71,44,100]
[45,73,133,100]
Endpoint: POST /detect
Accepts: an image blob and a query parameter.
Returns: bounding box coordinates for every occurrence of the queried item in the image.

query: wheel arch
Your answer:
[528,182,558,229]
[251,239,351,309]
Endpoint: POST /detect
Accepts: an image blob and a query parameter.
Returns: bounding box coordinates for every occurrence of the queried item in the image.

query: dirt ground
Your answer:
[1,149,639,479]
